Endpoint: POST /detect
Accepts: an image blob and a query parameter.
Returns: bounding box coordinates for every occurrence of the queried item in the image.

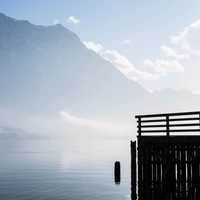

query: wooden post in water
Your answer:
[131,141,137,200]
[114,161,121,184]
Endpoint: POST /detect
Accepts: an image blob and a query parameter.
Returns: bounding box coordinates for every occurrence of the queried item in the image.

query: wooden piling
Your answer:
[131,141,137,200]
[114,161,121,184]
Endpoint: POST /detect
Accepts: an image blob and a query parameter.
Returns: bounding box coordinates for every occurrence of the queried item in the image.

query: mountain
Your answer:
[0,13,148,119]
[1,13,200,139]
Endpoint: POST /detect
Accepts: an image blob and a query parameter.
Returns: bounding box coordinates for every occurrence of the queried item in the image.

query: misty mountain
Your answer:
[0,126,44,140]
[0,13,148,119]
[1,13,200,138]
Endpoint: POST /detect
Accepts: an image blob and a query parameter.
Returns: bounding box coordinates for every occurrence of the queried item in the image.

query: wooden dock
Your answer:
[131,111,200,200]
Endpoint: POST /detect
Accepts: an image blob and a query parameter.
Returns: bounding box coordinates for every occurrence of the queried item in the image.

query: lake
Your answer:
[0,139,131,200]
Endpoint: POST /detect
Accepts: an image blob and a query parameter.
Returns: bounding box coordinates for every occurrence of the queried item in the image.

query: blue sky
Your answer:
[1,0,200,92]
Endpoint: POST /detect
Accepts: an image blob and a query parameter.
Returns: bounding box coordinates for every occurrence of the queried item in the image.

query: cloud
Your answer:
[137,18,200,92]
[53,19,60,25]
[85,18,200,92]
[143,19,200,79]
[67,16,80,24]
[190,19,200,28]
[121,40,132,45]
[160,45,189,60]
[170,19,200,56]
[84,18,200,84]
[83,40,187,83]
[83,41,103,53]
[141,21,200,77]
[101,49,158,81]
[60,111,103,129]
[102,49,134,72]
[144,59,184,74]
[83,41,156,81]
[59,111,131,132]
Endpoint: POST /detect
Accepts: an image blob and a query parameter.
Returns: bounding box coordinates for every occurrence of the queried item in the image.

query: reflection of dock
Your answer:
[131,111,200,200]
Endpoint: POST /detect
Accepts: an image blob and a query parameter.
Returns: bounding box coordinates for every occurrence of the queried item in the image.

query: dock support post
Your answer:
[131,141,137,200]
[114,161,121,184]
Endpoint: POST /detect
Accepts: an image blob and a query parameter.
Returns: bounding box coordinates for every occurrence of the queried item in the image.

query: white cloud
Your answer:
[83,18,200,92]
[53,19,60,25]
[102,49,134,72]
[83,41,103,53]
[60,111,102,129]
[102,49,158,81]
[121,40,132,45]
[144,59,184,74]
[170,29,188,48]
[67,16,80,24]
[170,19,200,56]
[84,18,200,85]
[83,41,156,81]
[144,19,200,79]
[161,45,189,60]
[140,18,200,91]
[59,111,131,132]
[83,40,187,83]
[190,19,200,29]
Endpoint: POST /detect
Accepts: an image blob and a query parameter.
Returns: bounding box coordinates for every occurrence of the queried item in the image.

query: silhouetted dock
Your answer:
[131,111,200,200]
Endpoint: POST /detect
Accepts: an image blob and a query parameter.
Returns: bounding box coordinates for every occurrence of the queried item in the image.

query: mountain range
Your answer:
[0,13,200,138]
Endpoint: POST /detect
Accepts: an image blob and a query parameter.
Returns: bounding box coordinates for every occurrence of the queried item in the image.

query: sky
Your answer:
[1,0,200,93]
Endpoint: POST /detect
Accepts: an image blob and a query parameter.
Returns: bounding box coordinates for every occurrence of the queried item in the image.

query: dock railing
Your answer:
[132,111,200,200]
[135,111,200,136]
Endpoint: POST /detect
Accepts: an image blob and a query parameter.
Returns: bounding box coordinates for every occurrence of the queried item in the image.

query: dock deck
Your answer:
[131,111,200,200]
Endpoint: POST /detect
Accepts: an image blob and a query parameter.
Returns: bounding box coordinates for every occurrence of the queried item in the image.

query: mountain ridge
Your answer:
[1,13,200,138]
[0,12,148,117]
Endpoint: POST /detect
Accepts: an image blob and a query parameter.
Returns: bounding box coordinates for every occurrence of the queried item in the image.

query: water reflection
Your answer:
[0,139,131,200]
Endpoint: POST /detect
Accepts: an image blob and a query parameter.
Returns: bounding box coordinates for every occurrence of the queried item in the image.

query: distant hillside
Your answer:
[0,13,200,138]
[0,13,148,118]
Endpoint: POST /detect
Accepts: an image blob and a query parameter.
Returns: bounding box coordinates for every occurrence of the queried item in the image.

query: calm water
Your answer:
[0,139,131,200]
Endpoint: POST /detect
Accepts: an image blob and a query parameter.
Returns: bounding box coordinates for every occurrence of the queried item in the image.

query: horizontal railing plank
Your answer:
[140,117,200,123]
[135,111,200,118]
[139,129,200,133]
[139,123,200,128]
[169,123,200,127]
